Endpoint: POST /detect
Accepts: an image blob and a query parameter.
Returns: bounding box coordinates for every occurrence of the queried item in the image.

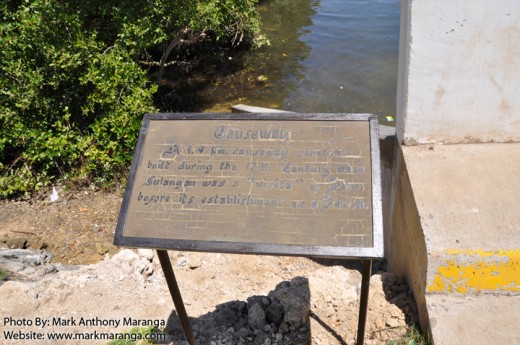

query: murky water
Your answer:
[200,0,400,123]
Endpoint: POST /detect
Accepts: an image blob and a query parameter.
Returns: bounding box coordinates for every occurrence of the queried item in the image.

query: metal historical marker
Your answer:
[114,112,384,345]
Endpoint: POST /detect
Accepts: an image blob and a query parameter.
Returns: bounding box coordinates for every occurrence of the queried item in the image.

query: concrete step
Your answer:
[427,294,520,344]
[390,142,520,344]
[403,143,520,295]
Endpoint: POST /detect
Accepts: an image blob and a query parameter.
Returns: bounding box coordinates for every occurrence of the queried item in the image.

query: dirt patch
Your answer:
[0,187,122,265]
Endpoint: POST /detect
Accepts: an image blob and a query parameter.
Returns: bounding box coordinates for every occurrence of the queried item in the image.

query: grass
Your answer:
[0,266,7,281]
[388,325,431,345]
[105,326,165,345]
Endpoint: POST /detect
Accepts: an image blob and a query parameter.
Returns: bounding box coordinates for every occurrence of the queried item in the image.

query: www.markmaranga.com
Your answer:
[4,329,167,342]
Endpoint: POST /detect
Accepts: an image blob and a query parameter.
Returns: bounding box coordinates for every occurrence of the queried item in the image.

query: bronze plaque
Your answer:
[115,113,383,258]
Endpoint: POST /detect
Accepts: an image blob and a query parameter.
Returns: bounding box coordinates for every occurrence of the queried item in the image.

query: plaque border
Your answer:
[114,113,384,259]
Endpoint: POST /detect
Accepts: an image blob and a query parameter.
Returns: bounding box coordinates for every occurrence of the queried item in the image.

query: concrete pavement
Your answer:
[390,142,520,344]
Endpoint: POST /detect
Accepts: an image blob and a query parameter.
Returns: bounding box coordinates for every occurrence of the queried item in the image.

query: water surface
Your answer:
[202,0,400,123]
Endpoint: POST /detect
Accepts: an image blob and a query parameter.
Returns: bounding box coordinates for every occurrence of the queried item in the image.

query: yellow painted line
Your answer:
[428,250,520,293]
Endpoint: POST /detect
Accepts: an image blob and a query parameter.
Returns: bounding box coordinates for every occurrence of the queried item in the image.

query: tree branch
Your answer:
[156,28,210,84]
[156,28,191,84]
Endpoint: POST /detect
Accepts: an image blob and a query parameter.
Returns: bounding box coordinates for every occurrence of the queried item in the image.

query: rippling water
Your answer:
[202,0,400,123]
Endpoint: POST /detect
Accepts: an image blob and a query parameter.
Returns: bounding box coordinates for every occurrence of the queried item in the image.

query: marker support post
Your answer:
[157,250,196,345]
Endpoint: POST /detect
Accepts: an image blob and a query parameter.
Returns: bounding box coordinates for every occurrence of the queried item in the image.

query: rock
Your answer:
[20,266,35,275]
[270,277,310,331]
[28,252,51,266]
[0,249,51,267]
[275,333,283,342]
[111,249,140,264]
[265,300,284,325]
[95,243,109,256]
[234,317,248,331]
[236,327,251,339]
[253,330,269,345]
[1,260,24,273]
[247,295,268,311]
[248,303,266,330]
[109,249,156,282]
[176,257,187,267]
[0,249,54,279]
[268,323,278,334]
[278,322,290,334]
[237,301,247,312]
[137,249,154,261]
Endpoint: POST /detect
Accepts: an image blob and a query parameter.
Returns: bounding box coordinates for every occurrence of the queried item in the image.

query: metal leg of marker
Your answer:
[356,260,372,345]
[156,250,197,345]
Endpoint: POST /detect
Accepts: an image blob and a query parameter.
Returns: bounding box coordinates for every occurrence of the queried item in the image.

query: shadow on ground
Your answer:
[166,276,315,345]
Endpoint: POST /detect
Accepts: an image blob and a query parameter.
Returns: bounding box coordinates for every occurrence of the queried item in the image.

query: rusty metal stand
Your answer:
[157,250,197,345]
[356,260,372,345]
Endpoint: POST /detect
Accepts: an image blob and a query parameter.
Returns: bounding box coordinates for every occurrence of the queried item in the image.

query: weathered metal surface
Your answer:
[114,113,383,258]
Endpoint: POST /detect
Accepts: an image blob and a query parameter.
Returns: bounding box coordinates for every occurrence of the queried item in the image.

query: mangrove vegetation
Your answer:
[0,0,266,198]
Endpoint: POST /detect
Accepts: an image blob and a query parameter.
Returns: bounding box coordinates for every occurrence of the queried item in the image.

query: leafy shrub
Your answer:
[0,0,264,198]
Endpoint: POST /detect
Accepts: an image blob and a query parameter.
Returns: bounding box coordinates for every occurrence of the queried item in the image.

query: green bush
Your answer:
[0,0,264,198]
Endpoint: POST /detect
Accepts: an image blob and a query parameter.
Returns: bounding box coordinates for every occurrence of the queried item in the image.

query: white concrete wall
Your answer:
[397,0,520,144]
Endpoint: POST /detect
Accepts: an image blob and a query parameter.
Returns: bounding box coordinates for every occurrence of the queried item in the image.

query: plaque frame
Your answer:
[114,112,384,259]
